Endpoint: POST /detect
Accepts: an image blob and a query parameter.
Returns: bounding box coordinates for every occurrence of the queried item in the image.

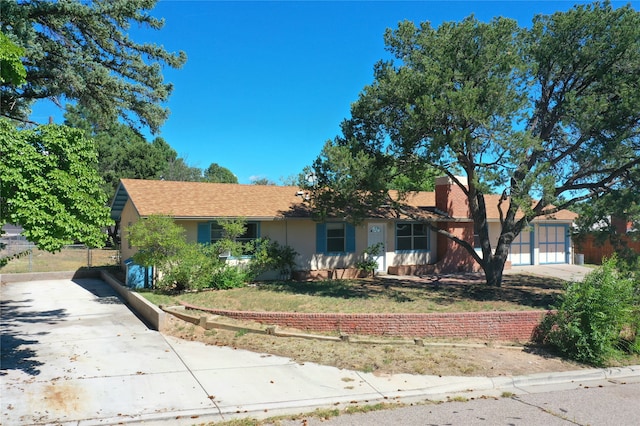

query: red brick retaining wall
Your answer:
[180,302,548,342]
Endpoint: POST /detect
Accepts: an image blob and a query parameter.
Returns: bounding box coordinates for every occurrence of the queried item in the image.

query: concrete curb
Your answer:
[506,364,640,389]
[99,270,167,332]
[135,365,640,425]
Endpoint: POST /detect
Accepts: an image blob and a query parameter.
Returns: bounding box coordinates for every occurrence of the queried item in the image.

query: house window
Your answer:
[210,223,224,243]
[396,222,429,251]
[326,222,346,252]
[316,222,356,254]
[238,222,259,244]
[200,221,259,244]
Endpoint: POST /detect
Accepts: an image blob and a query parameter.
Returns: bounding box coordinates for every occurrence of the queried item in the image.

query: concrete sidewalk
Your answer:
[2,278,638,426]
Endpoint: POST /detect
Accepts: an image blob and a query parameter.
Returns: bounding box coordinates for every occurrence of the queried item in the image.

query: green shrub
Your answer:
[210,264,248,289]
[356,243,384,277]
[535,256,639,366]
[156,243,216,292]
[129,216,300,292]
[247,238,298,280]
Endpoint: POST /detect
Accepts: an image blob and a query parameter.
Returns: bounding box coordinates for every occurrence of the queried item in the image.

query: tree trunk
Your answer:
[482,253,509,287]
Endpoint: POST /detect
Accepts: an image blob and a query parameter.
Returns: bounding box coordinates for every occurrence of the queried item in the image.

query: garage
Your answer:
[538,224,570,264]
[508,229,533,266]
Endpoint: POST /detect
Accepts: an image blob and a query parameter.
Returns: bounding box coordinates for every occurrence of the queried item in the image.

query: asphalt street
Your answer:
[277,380,640,425]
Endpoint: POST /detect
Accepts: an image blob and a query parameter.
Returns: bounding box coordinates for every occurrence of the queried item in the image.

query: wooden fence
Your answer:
[574,234,640,265]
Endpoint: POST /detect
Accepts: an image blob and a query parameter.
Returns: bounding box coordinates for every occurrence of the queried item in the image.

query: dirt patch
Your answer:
[162,314,587,377]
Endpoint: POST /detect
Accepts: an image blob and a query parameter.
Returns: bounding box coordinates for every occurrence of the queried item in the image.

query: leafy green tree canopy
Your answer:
[251,177,277,186]
[204,163,238,184]
[0,0,186,133]
[304,2,640,286]
[64,106,178,199]
[128,215,186,270]
[0,31,26,86]
[0,120,113,251]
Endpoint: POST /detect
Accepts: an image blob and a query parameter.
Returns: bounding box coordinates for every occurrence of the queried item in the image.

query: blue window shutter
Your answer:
[346,223,356,253]
[316,223,327,253]
[197,222,210,244]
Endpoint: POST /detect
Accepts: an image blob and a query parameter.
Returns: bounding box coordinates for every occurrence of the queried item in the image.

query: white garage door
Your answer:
[509,230,532,266]
[538,225,569,264]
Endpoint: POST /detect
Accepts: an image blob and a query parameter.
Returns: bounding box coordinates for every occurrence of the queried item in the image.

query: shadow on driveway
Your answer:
[0,299,67,377]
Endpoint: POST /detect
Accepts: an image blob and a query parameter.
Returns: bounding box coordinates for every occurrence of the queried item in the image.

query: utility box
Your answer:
[124,258,153,289]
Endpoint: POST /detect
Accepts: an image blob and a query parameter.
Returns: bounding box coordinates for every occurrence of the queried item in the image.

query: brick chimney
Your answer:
[435,176,470,218]
[434,176,479,273]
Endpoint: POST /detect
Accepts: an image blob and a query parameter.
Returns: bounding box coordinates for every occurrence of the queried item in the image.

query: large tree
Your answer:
[0,0,186,133]
[204,163,238,184]
[304,2,640,286]
[0,31,26,86]
[64,106,180,199]
[0,121,112,251]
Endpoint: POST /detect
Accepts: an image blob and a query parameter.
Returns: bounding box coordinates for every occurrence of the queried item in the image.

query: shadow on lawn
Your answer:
[262,280,374,300]
[261,273,565,310]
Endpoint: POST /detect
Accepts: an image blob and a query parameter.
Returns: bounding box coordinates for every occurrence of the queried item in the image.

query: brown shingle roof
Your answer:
[482,194,578,221]
[112,179,576,222]
[117,179,309,219]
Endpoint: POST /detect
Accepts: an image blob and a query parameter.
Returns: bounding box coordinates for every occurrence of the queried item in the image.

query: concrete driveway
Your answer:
[1,278,223,425]
[506,264,593,281]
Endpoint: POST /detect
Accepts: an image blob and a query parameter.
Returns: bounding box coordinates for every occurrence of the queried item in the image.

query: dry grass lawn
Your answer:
[144,273,565,314]
[152,273,603,377]
[1,247,119,273]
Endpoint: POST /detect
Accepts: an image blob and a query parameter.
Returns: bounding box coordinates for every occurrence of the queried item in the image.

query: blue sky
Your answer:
[31,1,637,184]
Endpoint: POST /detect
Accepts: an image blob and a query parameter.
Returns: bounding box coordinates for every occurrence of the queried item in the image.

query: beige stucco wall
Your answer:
[119,199,140,263]
[263,219,359,271]
[177,220,198,242]
[120,212,450,273]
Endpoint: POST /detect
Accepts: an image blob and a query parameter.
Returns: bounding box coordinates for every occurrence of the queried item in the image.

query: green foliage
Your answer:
[268,241,299,279]
[536,257,640,366]
[212,219,248,258]
[572,166,640,267]
[64,106,203,201]
[204,163,238,183]
[356,243,384,277]
[75,112,174,184]
[304,2,640,286]
[161,157,204,182]
[159,242,215,292]
[129,216,298,292]
[251,177,277,186]
[0,121,113,251]
[128,216,219,292]
[247,238,299,280]
[0,32,26,86]
[302,139,393,224]
[128,215,186,269]
[210,265,249,290]
[1,0,186,133]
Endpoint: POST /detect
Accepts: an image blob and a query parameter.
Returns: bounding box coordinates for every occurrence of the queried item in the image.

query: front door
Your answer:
[367,223,386,273]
